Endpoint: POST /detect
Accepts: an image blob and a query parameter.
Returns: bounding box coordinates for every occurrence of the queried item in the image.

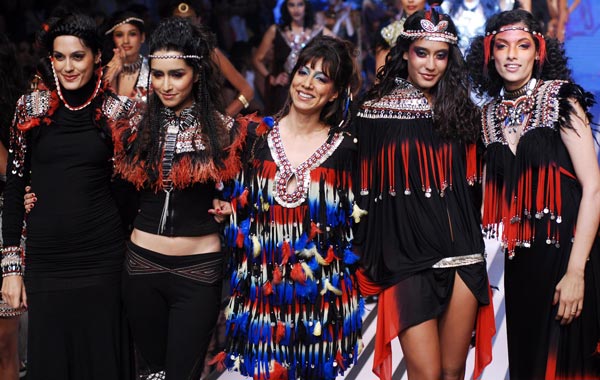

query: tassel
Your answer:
[272,265,283,285]
[252,235,261,258]
[350,203,368,223]
[483,34,494,74]
[157,189,172,234]
[291,263,306,284]
[315,250,328,265]
[232,355,241,372]
[308,221,322,240]
[313,320,322,336]
[281,240,291,266]
[208,351,227,372]
[275,321,286,343]
[238,188,249,208]
[324,246,336,264]
[336,350,346,371]
[325,278,343,296]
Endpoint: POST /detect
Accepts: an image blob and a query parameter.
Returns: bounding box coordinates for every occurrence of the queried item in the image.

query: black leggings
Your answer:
[123,241,223,380]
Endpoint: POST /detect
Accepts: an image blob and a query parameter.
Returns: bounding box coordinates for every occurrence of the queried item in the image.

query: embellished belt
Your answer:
[126,249,223,284]
[432,253,485,268]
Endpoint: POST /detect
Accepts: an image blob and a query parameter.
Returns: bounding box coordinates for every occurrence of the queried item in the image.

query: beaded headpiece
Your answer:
[105,17,145,35]
[148,54,203,60]
[483,26,546,74]
[400,19,458,45]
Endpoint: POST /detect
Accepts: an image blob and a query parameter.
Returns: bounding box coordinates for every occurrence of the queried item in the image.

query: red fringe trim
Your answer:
[208,351,227,372]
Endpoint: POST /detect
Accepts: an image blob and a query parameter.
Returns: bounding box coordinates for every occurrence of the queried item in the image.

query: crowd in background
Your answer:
[0,0,576,116]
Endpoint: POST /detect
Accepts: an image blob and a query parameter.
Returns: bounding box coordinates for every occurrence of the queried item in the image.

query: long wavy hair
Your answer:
[36,11,102,90]
[466,9,572,98]
[279,0,316,29]
[134,17,227,183]
[278,35,361,136]
[367,9,480,143]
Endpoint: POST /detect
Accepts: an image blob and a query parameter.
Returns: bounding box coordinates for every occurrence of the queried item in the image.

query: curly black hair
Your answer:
[277,35,361,135]
[466,9,572,98]
[279,0,316,29]
[36,12,102,90]
[135,17,228,183]
[366,9,481,143]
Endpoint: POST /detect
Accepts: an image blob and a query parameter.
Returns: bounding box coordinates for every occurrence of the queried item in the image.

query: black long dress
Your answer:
[482,79,600,379]
[2,78,130,380]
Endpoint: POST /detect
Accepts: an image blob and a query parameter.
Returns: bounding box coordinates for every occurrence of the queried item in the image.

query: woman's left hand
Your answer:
[208,199,232,223]
[553,270,584,325]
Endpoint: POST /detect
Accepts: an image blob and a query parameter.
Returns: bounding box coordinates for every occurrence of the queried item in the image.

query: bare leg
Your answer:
[398,319,442,380]
[438,273,478,380]
[0,316,19,380]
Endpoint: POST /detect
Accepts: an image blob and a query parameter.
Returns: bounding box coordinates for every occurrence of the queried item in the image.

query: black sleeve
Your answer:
[2,122,30,248]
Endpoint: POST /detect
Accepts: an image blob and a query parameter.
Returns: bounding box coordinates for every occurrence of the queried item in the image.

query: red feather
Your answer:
[236,229,245,248]
[290,263,306,285]
[325,245,336,264]
[272,265,283,285]
[270,361,288,380]
[263,280,273,296]
[336,350,346,371]
[207,351,227,372]
[281,241,291,266]
[238,188,249,208]
[308,221,322,240]
[275,321,286,343]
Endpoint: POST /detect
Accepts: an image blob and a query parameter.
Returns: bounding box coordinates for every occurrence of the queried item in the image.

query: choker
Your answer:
[495,78,537,143]
[122,55,143,75]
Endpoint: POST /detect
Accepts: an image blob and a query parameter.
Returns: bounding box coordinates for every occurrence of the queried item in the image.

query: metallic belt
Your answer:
[432,253,485,268]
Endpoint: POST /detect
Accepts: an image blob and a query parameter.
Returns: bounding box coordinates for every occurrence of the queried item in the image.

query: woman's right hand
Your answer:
[24,186,36,213]
[1,275,27,309]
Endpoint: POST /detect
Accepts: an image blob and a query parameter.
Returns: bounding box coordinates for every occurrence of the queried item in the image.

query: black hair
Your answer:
[136,17,227,182]
[279,35,361,135]
[279,0,316,29]
[466,9,572,98]
[105,10,145,35]
[36,12,101,90]
[367,9,481,143]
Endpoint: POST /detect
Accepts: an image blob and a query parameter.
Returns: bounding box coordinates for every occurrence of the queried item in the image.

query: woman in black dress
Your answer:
[467,9,600,379]
[354,9,493,380]
[1,12,135,380]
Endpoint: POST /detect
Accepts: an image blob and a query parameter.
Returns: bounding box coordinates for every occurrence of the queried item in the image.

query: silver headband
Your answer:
[148,54,203,60]
[400,19,458,45]
[105,17,145,35]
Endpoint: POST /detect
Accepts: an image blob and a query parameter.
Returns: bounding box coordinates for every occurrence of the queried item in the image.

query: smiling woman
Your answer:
[110,17,246,380]
[354,8,494,380]
[218,35,363,380]
[1,12,137,380]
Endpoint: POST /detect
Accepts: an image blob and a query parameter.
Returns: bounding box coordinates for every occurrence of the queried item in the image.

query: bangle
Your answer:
[1,246,24,277]
[237,94,250,109]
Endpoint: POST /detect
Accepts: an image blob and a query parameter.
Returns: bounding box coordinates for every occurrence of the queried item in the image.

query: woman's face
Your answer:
[51,35,99,91]
[492,23,537,91]
[287,0,306,24]
[150,50,197,115]
[112,23,145,60]
[290,58,338,115]
[399,0,426,16]
[403,38,449,96]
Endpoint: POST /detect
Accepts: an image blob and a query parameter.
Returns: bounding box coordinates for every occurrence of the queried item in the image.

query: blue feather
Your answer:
[343,248,360,265]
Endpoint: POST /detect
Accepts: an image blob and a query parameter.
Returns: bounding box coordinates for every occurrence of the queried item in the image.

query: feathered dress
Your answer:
[482,79,600,379]
[220,116,363,380]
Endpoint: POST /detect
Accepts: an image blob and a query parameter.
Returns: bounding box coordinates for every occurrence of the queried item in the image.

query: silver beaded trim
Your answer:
[148,54,203,60]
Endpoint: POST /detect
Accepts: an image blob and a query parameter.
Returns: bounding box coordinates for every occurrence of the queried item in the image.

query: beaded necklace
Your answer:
[495,78,536,145]
[121,54,143,75]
